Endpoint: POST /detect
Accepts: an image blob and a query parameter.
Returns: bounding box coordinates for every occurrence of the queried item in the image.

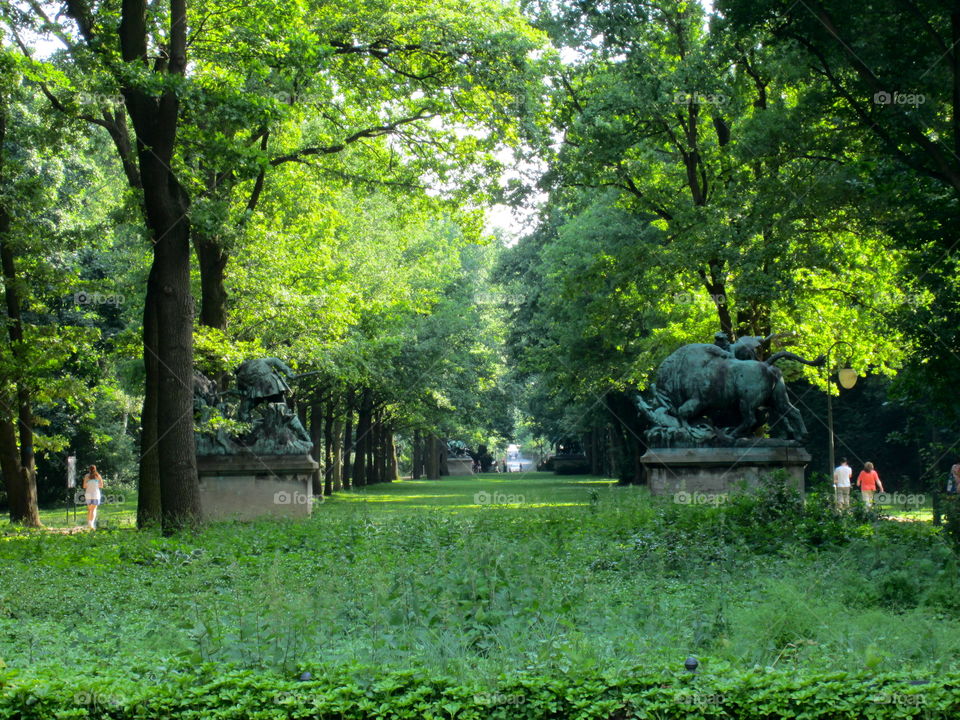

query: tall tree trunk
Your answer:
[607,423,626,482]
[365,411,377,485]
[147,217,201,532]
[331,415,343,492]
[426,433,440,479]
[342,391,354,489]
[352,389,370,488]
[367,409,381,485]
[100,0,201,533]
[590,428,601,476]
[0,94,40,527]
[193,231,229,330]
[439,441,449,476]
[412,429,422,479]
[0,415,26,523]
[323,404,334,495]
[309,400,323,495]
[387,430,398,482]
[137,276,161,527]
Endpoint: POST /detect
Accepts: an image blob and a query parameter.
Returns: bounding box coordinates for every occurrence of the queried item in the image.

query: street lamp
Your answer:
[826,340,858,480]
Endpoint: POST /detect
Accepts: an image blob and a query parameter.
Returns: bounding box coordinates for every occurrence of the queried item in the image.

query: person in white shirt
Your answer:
[833,458,852,510]
[82,465,104,529]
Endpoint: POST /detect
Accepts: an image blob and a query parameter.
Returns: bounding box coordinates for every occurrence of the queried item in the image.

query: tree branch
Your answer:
[269,110,436,166]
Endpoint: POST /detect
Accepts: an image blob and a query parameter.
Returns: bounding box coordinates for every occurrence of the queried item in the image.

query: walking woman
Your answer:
[857,461,884,509]
[82,465,103,529]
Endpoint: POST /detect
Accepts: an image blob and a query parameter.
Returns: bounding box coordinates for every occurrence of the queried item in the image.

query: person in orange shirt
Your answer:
[856,461,884,508]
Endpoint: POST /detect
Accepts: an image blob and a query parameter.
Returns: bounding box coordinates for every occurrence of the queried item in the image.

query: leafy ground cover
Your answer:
[2,473,958,717]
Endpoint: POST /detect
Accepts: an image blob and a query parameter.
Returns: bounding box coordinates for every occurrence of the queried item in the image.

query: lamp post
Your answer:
[825,340,858,481]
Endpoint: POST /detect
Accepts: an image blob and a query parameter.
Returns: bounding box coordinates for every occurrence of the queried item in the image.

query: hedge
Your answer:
[1,665,957,719]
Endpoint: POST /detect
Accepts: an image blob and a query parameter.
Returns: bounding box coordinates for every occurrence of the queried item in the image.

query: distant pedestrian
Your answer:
[82,465,103,529]
[833,458,852,509]
[948,462,960,493]
[856,461,884,508]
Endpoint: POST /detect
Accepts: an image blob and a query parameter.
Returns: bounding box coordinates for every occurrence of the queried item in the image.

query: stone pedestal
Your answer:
[446,457,474,476]
[196,454,319,521]
[640,446,809,497]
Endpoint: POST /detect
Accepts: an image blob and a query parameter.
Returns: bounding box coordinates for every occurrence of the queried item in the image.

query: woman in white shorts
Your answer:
[82,465,103,529]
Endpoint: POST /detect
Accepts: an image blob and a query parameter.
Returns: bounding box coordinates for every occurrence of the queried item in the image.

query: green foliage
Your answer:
[3,475,959,698]
[1,664,959,719]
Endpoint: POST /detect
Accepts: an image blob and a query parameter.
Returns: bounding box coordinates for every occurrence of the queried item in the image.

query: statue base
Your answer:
[640,446,809,497]
[197,454,319,521]
[446,457,474,476]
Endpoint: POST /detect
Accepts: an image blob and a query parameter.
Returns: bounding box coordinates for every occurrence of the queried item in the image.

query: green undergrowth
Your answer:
[1,474,958,717]
[1,664,957,719]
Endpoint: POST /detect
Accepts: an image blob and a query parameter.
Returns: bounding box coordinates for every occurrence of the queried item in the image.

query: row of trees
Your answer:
[0,0,545,530]
[503,0,958,483]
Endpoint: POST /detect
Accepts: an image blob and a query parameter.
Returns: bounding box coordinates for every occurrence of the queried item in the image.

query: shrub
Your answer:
[1,665,958,719]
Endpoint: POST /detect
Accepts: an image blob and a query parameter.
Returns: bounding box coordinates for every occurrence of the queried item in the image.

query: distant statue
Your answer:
[244,402,313,455]
[447,440,472,458]
[235,357,296,420]
[195,358,317,457]
[635,335,824,447]
[193,372,238,455]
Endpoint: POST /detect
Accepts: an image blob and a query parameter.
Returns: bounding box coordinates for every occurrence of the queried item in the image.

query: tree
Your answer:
[4,0,546,530]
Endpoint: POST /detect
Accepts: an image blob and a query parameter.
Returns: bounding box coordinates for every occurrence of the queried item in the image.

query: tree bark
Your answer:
[352,389,371,487]
[590,428,602,476]
[136,273,161,527]
[331,415,343,492]
[309,400,323,495]
[0,91,40,527]
[342,391,354,489]
[121,0,201,533]
[0,415,26,522]
[147,217,201,532]
[323,403,334,495]
[411,429,422,479]
[438,438,449,476]
[62,0,202,532]
[426,433,440,479]
[194,230,229,330]
[387,430,398,482]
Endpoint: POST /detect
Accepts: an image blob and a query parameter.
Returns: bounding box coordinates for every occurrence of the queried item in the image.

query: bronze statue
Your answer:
[235,357,296,420]
[244,402,313,455]
[194,358,316,457]
[193,372,239,455]
[635,335,823,447]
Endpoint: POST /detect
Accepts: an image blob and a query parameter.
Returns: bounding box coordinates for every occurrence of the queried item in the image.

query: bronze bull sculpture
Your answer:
[636,335,823,446]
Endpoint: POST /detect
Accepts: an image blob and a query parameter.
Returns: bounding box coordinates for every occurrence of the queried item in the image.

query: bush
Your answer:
[1,665,958,719]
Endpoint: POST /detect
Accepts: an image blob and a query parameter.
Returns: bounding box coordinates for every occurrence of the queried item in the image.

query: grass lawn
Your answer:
[2,471,958,692]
